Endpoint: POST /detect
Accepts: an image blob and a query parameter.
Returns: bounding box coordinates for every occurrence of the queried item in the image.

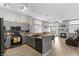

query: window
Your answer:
[48,27,51,32]
[69,25,79,33]
[34,25,42,33]
[50,26,58,36]
[34,20,42,33]
[34,20,42,25]
[69,20,79,33]
[49,23,58,26]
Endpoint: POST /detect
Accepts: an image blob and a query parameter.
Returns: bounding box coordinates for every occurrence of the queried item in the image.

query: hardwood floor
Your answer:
[48,37,79,56]
[4,44,41,56]
[4,37,79,56]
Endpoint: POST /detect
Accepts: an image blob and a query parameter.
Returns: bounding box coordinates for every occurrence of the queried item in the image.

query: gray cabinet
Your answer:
[22,36,26,44]
[5,36,11,48]
[42,36,52,54]
[26,35,52,54]
[26,36,35,48]
[35,36,52,54]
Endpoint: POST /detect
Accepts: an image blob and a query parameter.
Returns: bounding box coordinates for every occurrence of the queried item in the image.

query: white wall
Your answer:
[69,20,79,25]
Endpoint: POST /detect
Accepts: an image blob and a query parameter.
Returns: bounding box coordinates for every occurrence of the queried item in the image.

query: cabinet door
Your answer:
[26,36,30,44]
[42,36,52,53]
[29,36,35,48]
[26,36,35,48]
[35,38,42,53]
[22,36,26,44]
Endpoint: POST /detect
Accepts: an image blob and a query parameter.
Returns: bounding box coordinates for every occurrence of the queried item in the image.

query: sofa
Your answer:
[66,37,79,47]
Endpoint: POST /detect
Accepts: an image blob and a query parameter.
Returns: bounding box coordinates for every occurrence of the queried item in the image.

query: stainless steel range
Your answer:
[10,26,22,47]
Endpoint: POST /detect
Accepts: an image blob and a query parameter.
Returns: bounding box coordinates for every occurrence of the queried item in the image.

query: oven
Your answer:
[11,34,22,47]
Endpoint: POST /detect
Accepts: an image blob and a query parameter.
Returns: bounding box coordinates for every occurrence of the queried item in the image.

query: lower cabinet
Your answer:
[26,36,35,48]
[35,38,42,53]
[22,36,27,44]
[26,36,52,54]
[26,36,42,53]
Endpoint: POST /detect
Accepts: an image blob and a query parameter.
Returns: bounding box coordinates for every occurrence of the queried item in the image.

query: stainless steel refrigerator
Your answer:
[0,18,4,56]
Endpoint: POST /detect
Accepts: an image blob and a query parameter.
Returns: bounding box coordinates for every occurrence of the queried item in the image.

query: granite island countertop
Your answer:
[26,34,53,39]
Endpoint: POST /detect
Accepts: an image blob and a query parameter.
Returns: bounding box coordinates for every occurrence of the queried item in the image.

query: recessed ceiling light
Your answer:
[0,3,6,6]
[22,3,28,12]
[22,6,27,12]
[3,3,9,7]
[59,20,62,23]
[4,3,7,6]
[46,14,49,16]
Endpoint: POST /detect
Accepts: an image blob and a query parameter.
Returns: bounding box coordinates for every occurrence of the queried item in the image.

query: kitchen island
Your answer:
[5,32,54,55]
[26,33,53,55]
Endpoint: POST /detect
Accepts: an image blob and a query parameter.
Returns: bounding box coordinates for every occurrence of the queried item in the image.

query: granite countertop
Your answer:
[43,34,52,37]
[26,34,34,36]
[26,34,53,39]
[35,36,42,39]
[35,34,52,39]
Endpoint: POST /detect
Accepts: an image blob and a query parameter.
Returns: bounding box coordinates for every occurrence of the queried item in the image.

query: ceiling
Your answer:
[28,3,79,22]
[1,3,79,22]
